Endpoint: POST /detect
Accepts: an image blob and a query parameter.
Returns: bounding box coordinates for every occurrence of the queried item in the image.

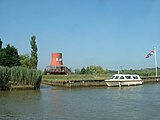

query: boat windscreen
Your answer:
[111,76,115,79]
[115,76,119,79]
[133,76,139,79]
[120,76,125,79]
[125,76,131,79]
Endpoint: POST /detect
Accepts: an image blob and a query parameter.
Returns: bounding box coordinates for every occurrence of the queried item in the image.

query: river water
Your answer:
[0,83,160,120]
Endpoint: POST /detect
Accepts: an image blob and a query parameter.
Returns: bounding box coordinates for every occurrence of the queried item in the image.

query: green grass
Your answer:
[42,74,112,81]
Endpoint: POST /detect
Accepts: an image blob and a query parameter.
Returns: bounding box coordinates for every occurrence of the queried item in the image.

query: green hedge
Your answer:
[0,66,42,90]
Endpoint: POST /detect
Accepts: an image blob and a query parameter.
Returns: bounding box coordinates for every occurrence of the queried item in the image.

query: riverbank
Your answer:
[42,74,109,87]
[42,74,160,87]
[9,85,35,90]
[0,84,40,91]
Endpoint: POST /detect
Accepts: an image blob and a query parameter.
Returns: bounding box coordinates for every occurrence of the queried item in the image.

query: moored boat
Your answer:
[105,74,143,87]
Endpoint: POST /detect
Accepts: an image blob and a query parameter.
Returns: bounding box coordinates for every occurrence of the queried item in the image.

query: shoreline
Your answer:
[1,76,160,90]
[42,76,160,87]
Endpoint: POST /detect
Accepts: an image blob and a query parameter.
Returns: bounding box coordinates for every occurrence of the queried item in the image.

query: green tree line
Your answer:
[0,36,41,90]
[0,36,38,69]
[74,66,160,76]
[120,68,160,76]
[75,66,108,74]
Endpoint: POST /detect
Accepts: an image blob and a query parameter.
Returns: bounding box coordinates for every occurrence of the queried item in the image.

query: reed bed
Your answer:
[0,66,42,90]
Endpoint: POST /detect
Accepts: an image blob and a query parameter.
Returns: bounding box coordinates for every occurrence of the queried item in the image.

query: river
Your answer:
[0,83,160,120]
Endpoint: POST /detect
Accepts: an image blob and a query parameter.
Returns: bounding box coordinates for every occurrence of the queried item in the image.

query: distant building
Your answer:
[44,52,71,75]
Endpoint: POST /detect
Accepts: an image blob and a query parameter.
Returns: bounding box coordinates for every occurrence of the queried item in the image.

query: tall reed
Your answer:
[0,66,10,89]
[0,66,42,90]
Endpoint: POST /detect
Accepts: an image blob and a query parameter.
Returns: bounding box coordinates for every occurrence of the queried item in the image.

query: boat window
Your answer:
[125,76,131,79]
[120,76,125,79]
[111,76,115,79]
[133,76,138,79]
[115,76,119,79]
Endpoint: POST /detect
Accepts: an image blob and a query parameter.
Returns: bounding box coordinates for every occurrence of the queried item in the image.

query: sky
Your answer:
[0,0,160,71]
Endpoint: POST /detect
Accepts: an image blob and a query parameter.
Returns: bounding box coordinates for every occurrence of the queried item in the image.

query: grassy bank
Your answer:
[42,74,112,82]
[0,66,42,90]
[42,74,111,87]
[42,74,160,87]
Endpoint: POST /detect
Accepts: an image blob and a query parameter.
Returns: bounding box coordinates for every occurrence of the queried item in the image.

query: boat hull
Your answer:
[105,80,143,87]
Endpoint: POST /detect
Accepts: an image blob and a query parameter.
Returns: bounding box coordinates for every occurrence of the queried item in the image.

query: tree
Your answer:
[30,35,38,69]
[19,54,31,68]
[88,66,96,74]
[94,66,106,74]
[0,38,2,49]
[86,66,91,74]
[74,68,81,74]
[81,66,106,74]
[0,48,5,65]
[81,67,86,74]
[0,44,21,67]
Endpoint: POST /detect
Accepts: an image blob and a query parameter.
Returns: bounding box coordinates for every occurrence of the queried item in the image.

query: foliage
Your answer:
[74,65,160,77]
[79,66,107,74]
[10,66,42,85]
[120,68,160,76]
[80,67,86,74]
[108,70,118,74]
[0,38,2,49]
[19,35,39,69]
[0,66,42,90]
[87,66,106,74]
[0,66,10,89]
[30,36,38,69]
[0,44,21,67]
[20,54,31,68]
[0,48,5,63]
[74,68,81,74]
[0,36,39,69]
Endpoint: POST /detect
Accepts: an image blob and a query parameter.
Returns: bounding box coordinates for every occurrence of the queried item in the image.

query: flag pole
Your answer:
[154,47,158,77]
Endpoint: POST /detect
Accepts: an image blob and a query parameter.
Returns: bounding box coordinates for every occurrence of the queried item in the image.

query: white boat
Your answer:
[105,74,143,87]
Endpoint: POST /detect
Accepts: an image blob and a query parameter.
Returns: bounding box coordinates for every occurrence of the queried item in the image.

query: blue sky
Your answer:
[0,0,160,71]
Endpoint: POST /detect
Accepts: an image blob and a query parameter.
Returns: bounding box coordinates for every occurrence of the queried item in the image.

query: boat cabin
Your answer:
[110,74,141,80]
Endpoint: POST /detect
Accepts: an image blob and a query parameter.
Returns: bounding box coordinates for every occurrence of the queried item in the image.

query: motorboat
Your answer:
[105,74,143,87]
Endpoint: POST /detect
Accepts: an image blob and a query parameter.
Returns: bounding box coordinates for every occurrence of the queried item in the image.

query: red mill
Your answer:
[45,52,71,75]
[51,53,63,66]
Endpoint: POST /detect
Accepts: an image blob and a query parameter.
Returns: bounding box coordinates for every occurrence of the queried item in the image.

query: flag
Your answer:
[145,48,156,58]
